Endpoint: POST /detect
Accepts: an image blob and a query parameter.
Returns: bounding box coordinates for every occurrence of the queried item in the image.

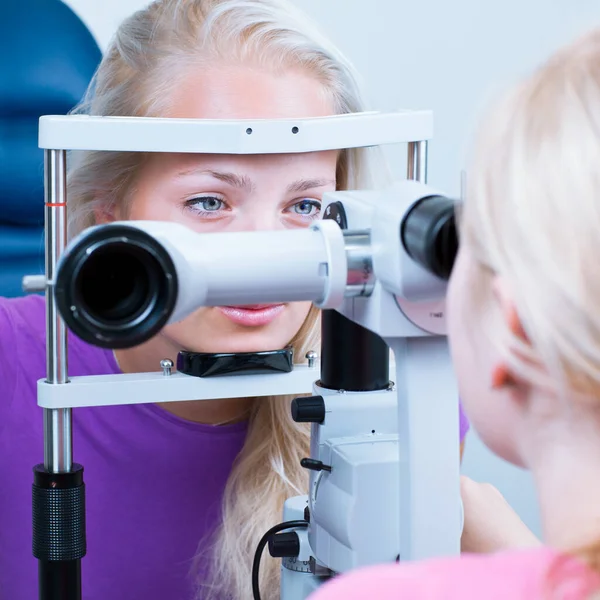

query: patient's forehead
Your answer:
[165,64,335,121]
[142,150,339,178]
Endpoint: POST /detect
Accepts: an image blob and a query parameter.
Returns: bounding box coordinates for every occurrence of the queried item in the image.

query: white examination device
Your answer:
[29,110,461,600]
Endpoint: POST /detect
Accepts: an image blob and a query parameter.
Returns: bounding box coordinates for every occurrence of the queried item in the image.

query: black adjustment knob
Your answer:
[300,458,332,472]
[291,396,326,424]
[268,531,300,558]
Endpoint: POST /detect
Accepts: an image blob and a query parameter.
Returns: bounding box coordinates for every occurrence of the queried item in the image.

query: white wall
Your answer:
[63,0,600,538]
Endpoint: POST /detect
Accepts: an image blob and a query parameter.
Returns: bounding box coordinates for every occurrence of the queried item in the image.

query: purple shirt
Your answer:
[0,295,469,600]
[0,295,248,600]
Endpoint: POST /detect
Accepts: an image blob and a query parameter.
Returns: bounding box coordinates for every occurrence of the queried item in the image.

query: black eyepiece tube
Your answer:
[400,195,459,280]
[54,225,178,349]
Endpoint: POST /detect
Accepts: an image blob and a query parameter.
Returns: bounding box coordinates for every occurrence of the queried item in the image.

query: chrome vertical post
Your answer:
[43,148,72,473]
[36,149,84,600]
[406,141,428,184]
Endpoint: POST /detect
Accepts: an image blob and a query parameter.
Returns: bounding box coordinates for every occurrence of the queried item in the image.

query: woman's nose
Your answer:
[228,210,285,232]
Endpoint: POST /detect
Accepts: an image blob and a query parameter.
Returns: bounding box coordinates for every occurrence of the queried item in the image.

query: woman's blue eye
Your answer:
[185,196,225,212]
[293,199,321,216]
[199,197,223,211]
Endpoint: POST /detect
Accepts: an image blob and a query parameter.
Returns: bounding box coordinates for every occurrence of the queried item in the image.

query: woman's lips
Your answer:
[217,304,285,327]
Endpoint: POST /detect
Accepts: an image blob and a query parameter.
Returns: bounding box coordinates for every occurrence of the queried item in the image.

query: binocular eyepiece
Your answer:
[401,195,458,281]
[54,193,459,350]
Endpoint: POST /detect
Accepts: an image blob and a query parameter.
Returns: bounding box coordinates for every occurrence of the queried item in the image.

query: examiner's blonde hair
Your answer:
[462,27,600,599]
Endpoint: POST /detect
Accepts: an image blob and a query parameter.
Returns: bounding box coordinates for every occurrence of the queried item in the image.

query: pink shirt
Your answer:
[308,548,600,600]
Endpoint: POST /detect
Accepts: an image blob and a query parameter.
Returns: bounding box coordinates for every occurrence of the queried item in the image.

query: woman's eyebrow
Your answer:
[175,168,254,191]
[286,178,336,193]
[175,169,334,194]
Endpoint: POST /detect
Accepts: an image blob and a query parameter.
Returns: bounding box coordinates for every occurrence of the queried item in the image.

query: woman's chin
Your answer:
[182,330,291,355]
[165,306,307,355]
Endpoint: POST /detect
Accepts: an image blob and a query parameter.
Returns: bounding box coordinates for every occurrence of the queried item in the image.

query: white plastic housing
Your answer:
[312,434,400,571]
[390,336,461,560]
[38,111,433,153]
[371,180,448,303]
[307,384,398,486]
[306,385,397,572]
[37,364,319,409]
[321,181,450,336]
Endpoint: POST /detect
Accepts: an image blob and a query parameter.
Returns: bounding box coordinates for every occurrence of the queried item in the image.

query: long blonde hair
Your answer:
[463,26,600,399]
[65,1,384,598]
[462,28,600,597]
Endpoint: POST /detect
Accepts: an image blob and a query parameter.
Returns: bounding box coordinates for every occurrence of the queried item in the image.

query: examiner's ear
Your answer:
[489,276,530,391]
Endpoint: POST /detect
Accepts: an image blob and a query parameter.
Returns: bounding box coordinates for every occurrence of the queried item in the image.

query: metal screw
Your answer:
[160,358,174,376]
[306,351,318,368]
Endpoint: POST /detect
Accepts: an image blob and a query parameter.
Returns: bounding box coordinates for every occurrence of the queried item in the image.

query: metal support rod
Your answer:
[44,149,72,474]
[35,150,84,600]
[407,141,428,184]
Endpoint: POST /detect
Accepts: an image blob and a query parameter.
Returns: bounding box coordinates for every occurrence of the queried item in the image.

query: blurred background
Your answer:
[3,0,600,539]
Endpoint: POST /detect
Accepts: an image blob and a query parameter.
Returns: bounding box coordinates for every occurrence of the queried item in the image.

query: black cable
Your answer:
[252,520,308,600]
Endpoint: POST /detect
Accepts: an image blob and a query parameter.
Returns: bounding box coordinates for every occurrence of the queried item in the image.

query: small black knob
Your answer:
[291,396,326,424]
[300,458,332,472]
[268,531,300,558]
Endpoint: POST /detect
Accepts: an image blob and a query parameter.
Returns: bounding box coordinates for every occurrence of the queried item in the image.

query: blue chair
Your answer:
[0,0,101,297]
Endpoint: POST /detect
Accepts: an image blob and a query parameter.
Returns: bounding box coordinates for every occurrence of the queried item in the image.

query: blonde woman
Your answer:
[310,25,600,600]
[0,1,469,599]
